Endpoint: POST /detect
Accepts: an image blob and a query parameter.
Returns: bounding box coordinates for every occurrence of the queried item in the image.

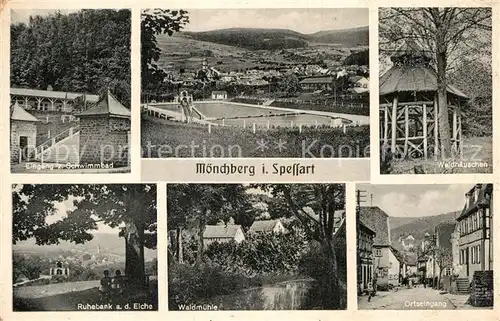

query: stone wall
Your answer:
[79,116,130,166]
[469,270,493,307]
[11,120,37,164]
[79,116,109,165]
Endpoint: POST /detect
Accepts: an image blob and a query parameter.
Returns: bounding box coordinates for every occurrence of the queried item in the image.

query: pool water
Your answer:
[153,101,348,128]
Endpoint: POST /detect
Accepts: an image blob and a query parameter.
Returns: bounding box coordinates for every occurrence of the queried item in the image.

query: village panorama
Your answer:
[357,183,493,310]
[141,8,370,158]
[9,9,131,173]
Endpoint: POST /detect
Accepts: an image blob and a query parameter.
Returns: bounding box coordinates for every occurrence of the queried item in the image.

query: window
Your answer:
[375,248,382,257]
[476,245,481,264]
[471,247,475,264]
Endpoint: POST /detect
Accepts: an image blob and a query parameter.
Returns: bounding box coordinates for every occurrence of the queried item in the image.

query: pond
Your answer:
[205,278,315,310]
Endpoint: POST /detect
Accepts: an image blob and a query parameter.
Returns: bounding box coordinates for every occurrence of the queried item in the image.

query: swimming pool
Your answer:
[149,100,368,128]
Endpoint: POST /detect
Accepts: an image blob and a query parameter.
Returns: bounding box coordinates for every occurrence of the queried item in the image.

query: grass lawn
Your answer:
[388,136,492,174]
[141,116,370,158]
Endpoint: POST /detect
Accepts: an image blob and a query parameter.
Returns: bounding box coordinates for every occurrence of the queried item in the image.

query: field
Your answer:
[157,32,366,74]
[141,116,370,158]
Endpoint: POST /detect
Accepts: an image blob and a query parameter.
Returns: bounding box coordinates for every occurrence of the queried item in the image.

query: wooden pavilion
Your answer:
[379,39,468,159]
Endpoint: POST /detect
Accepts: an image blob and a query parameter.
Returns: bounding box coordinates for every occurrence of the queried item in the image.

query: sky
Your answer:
[11,9,82,24]
[182,8,368,34]
[356,184,476,218]
[47,197,121,234]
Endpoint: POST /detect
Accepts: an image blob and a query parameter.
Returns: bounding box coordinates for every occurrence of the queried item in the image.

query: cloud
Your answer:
[376,185,468,218]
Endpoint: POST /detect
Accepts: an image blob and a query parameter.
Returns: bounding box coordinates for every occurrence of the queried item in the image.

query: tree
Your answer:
[10,9,132,106]
[256,184,346,309]
[12,184,156,288]
[379,8,491,157]
[435,247,453,289]
[278,74,301,96]
[167,184,254,264]
[141,9,189,93]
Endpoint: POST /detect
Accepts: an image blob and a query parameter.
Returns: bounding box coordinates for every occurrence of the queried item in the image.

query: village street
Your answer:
[358,286,477,310]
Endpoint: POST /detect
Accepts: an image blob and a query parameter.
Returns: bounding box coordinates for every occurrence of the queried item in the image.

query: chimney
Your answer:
[465,192,472,208]
[474,184,481,202]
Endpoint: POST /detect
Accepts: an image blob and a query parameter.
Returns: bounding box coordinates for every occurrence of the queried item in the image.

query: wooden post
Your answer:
[343,124,346,134]
[315,120,318,128]
[253,123,256,133]
[434,95,439,159]
[391,95,398,153]
[222,118,225,126]
[243,119,246,128]
[404,105,409,157]
[208,123,212,134]
[452,109,458,154]
[423,103,428,160]
[290,120,294,128]
[458,115,463,158]
[299,124,302,133]
[267,120,270,129]
[384,105,389,147]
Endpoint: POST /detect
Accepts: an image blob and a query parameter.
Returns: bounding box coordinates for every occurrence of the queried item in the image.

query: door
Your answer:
[19,136,28,161]
[465,247,470,277]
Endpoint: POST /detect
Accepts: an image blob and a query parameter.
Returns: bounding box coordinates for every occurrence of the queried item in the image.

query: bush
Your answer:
[168,262,254,309]
[204,230,309,276]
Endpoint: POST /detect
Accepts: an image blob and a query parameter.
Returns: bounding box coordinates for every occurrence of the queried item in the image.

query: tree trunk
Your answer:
[435,27,451,158]
[197,209,207,264]
[124,220,146,288]
[324,238,341,308]
[176,226,183,264]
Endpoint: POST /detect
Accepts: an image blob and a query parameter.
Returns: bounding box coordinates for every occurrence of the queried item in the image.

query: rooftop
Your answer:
[248,220,279,233]
[457,183,493,220]
[11,87,100,102]
[203,225,242,239]
[299,76,335,84]
[359,206,391,246]
[380,64,468,98]
[76,91,130,118]
[10,102,39,122]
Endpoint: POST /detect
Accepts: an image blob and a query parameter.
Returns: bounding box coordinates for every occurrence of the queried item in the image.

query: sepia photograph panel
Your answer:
[10,9,131,173]
[167,183,346,310]
[141,9,370,159]
[378,8,492,175]
[356,183,493,310]
[12,184,158,311]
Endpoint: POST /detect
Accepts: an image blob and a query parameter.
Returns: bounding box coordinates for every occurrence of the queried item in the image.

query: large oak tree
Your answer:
[12,184,156,287]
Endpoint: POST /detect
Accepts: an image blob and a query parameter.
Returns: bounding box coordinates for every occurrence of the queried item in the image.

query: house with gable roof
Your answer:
[203,225,245,246]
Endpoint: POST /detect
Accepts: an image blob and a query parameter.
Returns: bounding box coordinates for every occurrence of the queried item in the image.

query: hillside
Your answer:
[177,26,369,50]
[390,211,460,248]
[309,26,369,47]
[13,233,157,261]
